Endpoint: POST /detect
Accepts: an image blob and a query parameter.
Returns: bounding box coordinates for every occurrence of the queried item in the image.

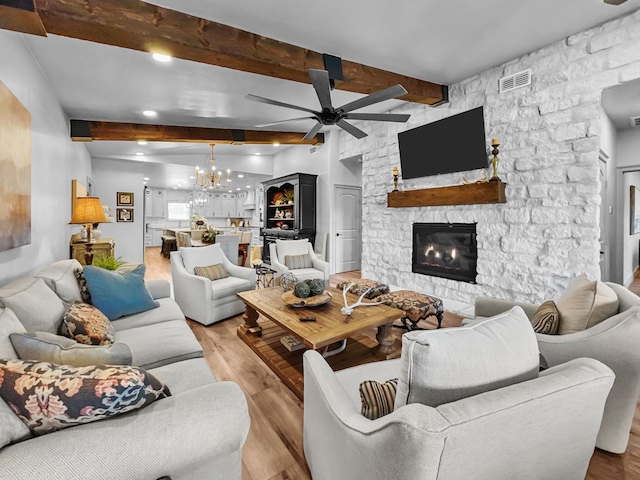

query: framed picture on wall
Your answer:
[116,208,134,222]
[117,192,134,206]
[631,186,640,235]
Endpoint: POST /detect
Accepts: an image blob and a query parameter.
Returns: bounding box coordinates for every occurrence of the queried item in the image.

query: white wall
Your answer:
[599,108,617,282]
[340,8,640,304]
[617,128,640,285]
[617,128,640,168]
[92,159,146,264]
[0,31,91,285]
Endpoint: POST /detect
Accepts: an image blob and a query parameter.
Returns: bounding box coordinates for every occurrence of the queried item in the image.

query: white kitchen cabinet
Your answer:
[152,229,163,247]
[236,192,247,217]
[153,189,166,217]
[144,188,153,218]
[210,193,223,217]
[221,193,236,217]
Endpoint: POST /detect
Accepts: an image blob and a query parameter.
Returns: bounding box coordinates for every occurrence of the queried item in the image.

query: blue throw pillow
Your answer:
[82,265,159,320]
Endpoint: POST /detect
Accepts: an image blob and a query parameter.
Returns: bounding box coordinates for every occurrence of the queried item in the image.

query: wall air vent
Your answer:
[499,68,532,94]
[630,116,640,128]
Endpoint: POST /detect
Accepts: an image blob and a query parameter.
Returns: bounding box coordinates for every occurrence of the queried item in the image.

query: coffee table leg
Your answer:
[375,323,399,359]
[239,305,262,337]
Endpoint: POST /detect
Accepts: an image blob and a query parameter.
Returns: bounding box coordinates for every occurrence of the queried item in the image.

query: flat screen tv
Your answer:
[398,106,488,179]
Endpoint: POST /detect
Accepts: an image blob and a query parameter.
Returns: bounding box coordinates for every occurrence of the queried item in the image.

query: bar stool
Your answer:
[161,236,177,259]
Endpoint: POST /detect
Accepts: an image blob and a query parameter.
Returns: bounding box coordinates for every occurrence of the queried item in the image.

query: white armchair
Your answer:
[303,309,615,480]
[170,244,256,325]
[473,282,640,454]
[269,239,329,284]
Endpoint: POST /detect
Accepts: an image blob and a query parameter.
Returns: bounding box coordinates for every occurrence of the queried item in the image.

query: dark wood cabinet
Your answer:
[261,173,317,262]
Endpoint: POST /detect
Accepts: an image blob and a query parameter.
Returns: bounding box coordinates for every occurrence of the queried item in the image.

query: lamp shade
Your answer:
[69,197,109,225]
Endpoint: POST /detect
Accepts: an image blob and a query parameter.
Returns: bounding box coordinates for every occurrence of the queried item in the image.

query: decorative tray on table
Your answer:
[282,290,332,308]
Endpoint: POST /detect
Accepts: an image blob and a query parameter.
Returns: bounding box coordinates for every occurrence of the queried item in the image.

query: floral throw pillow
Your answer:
[0,359,170,435]
[73,268,92,304]
[60,303,115,346]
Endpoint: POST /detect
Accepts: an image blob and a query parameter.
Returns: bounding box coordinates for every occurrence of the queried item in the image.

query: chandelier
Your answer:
[195,144,231,189]
[186,189,210,209]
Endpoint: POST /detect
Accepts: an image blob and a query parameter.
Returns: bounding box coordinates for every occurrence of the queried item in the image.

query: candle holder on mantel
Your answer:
[490,138,501,182]
[392,166,400,191]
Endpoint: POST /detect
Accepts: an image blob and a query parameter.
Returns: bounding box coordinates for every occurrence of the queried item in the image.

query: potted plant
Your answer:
[201,225,219,244]
[283,189,294,204]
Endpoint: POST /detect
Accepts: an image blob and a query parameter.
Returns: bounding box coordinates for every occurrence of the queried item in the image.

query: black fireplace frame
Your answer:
[412,222,478,283]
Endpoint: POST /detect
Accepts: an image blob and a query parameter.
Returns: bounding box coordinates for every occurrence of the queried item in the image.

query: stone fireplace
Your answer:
[412,223,478,283]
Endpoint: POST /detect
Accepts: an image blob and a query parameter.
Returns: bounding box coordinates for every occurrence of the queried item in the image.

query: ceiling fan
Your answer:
[604,0,627,4]
[246,69,411,140]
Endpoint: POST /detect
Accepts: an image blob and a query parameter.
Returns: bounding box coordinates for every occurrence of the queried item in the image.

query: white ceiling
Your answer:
[19,0,640,187]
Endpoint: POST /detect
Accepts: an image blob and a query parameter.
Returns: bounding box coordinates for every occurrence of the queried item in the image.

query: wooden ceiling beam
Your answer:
[70,120,325,145]
[28,0,446,105]
[0,0,46,36]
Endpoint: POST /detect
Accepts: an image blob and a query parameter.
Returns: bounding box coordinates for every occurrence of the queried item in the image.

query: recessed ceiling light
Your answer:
[152,53,172,63]
[237,174,244,178]
[143,177,150,181]
[143,181,147,185]
[189,176,195,179]
[228,190,232,193]
[173,187,177,189]
[255,152,261,156]
[136,152,144,156]
[246,185,251,188]
[143,110,157,117]
[137,140,148,145]
[273,142,280,147]
[236,187,241,191]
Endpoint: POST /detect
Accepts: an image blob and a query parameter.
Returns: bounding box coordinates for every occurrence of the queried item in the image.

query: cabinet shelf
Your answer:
[268,217,294,221]
[269,203,294,207]
[387,181,506,208]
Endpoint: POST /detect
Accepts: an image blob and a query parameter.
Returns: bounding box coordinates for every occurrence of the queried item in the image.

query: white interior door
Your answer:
[334,185,362,273]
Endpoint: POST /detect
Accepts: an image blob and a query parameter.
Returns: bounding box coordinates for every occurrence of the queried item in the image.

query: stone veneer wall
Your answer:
[339,9,640,305]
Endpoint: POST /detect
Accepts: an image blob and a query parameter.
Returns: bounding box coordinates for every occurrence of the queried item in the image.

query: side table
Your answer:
[255,266,276,289]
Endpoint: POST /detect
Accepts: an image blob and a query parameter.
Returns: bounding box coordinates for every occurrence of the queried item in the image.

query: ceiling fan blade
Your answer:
[337,119,367,139]
[343,113,411,123]
[245,94,318,115]
[338,85,408,114]
[308,69,333,110]
[604,0,627,4]
[302,122,324,141]
[255,117,315,127]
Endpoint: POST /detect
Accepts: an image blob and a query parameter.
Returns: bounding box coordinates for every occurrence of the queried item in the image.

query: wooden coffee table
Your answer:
[237,286,405,399]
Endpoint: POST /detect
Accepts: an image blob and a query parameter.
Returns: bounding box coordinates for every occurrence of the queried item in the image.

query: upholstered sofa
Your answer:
[471,281,640,454]
[269,238,330,284]
[0,259,250,480]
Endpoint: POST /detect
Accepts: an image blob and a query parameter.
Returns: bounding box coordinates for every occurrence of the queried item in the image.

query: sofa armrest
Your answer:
[223,261,257,284]
[308,247,330,283]
[0,382,250,480]
[474,296,539,320]
[170,252,213,322]
[146,279,171,300]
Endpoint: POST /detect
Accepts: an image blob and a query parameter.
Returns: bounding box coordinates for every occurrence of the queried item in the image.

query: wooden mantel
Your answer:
[387,181,506,208]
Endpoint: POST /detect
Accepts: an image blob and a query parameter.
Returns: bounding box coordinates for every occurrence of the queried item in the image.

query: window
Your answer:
[167,202,190,221]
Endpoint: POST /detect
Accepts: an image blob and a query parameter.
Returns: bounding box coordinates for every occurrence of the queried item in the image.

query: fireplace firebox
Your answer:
[412,223,477,283]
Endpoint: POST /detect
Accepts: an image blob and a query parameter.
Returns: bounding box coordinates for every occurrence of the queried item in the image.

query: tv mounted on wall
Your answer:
[398,106,488,179]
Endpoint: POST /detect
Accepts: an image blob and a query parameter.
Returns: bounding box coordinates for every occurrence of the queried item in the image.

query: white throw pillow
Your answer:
[0,277,66,334]
[180,244,226,274]
[0,308,26,358]
[394,306,539,409]
[556,274,619,334]
[276,239,310,261]
[35,259,83,305]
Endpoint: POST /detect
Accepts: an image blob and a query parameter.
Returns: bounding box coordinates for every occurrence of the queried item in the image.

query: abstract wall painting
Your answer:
[0,81,31,252]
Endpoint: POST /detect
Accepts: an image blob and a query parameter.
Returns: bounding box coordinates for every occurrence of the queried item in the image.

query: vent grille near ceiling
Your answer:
[630,116,640,128]
[499,69,532,94]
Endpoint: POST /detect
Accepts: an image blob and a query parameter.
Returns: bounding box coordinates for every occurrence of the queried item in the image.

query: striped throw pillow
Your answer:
[360,378,398,420]
[284,253,312,269]
[531,300,560,335]
[194,264,229,281]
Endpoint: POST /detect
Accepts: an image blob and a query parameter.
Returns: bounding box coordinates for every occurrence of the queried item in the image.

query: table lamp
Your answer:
[69,196,109,265]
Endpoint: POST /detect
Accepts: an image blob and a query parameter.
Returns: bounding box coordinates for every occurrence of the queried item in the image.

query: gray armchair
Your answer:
[473,282,640,454]
[170,244,256,325]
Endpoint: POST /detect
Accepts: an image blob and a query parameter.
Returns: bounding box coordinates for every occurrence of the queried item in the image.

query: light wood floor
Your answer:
[145,247,640,480]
